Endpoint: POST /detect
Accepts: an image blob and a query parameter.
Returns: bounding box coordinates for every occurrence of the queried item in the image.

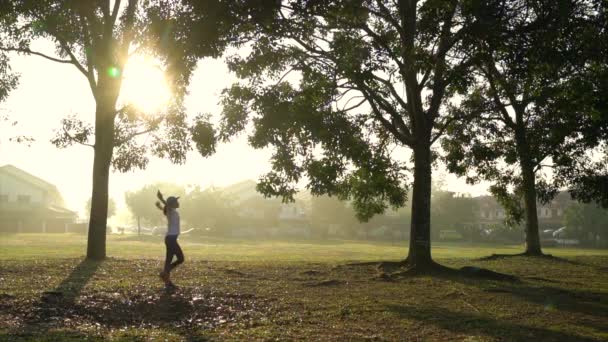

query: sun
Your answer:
[119,55,172,114]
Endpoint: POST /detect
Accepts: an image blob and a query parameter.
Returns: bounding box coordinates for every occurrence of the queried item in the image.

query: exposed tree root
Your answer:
[344,261,388,267]
[343,258,518,282]
[380,260,519,282]
[477,252,553,261]
[458,266,519,281]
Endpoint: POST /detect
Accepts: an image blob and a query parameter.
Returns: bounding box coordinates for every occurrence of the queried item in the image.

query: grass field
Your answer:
[1,233,607,341]
[3,233,607,262]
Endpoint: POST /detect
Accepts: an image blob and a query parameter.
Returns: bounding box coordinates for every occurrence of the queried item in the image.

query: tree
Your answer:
[565,2,608,209]
[86,197,116,219]
[0,0,254,259]
[432,190,477,241]
[310,195,359,238]
[0,52,17,105]
[443,0,601,255]
[125,182,185,234]
[0,51,19,145]
[563,202,608,247]
[201,0,482,271]
[180,186,236,235]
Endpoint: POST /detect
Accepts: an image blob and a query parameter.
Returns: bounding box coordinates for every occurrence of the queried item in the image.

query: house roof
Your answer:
[0,164,59,193]
[0,164,70,210]
[473,192,574,210]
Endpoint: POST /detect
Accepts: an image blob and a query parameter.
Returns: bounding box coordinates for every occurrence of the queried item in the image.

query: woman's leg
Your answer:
[170,239,184,270]
[164,235,176,274]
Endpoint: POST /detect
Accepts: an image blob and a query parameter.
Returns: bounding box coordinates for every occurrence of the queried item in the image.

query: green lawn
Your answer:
[2,233,607,261]
[1,233,607,341]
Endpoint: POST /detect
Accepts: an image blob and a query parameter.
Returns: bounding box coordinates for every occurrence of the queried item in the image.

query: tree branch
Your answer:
[119,0,139,63]
[63,127,94,148]
[115,126,158,146]
[0,47,73,64]
[372,0,405,39]
[427,2,458,120]
[484,65,516,129]
[75,13,99,96]
[340,96,366,112]
[369,72,408,111]
[359,84,413,146]
[111,0,122,26]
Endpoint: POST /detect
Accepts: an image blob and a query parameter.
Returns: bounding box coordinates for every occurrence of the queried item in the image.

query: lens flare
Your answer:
[120,55,171,114]
[107,66,121,79]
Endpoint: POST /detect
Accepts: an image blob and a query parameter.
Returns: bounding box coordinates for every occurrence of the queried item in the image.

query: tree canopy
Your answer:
[199,0,485,270]
[442,0,604,255]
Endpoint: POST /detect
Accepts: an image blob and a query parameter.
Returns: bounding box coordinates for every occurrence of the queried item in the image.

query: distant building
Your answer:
[275,192,311,238]
[0,164,77,233]
[475,192,573,230]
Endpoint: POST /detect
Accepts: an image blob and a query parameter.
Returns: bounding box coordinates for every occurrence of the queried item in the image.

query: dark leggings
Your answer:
[164,235,184,273]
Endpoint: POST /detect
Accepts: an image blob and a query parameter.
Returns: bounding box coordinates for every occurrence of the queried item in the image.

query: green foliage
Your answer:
[180,186,237,235]
[442,1,603,224]
[563,202,608,246]
[0,52,17,103]
[431,190,478,240]
[125,182,185,227]
[0,0,267,172]
[190,113,217,157]
[213,0,481,226]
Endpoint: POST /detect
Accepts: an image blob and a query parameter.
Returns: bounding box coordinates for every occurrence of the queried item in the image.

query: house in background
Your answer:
[475,192,573,230]
[274,191,312,238]
[0,164,77,233]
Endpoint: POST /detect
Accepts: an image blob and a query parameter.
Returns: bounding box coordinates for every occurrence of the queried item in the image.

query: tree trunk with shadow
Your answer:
[515,123,543,256]
[87,88,118,260]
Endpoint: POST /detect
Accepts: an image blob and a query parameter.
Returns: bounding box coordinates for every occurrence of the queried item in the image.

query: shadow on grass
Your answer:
[6,259,268,340]
[385,304,602,341]
[369,257,607,326]
[476,253,608,274]
[53,259,102,302]
[23,259,101,323]
[4,259,102,340]
[536,255,607,270]
[410,267,608,328]
[0,329,103,342]
[484,283,608,320]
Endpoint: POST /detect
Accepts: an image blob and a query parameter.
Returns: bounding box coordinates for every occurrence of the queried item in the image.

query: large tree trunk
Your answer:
[86,100,116,260]
[515,126,543,256]
[407,142,434,268]
[520,158,542,255]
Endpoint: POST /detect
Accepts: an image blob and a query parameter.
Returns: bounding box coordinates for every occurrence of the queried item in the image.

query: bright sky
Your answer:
[0,40,488,216]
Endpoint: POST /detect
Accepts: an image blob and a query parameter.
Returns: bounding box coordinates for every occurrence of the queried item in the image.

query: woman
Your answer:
[156,190,184,289]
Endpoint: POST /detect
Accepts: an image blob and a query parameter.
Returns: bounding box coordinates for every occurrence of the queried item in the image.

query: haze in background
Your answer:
[0,40,488,216]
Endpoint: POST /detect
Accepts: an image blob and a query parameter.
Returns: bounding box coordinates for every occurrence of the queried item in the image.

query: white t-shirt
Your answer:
[166,209,180,236]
